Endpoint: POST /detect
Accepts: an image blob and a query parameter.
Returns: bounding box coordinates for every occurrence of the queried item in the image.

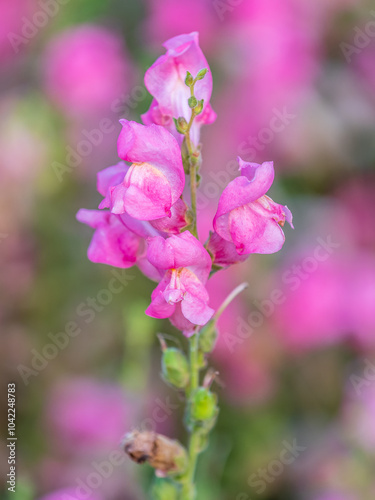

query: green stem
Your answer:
[189,163,198,238]
[181,332,201,500]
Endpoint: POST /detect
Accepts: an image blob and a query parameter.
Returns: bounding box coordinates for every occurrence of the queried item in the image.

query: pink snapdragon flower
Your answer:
[142,32,216,145]
[43,25,130,118]
[145,231,214,335]
[213,158,293,255]
[101,120,185,220]
[76,156,189,275]
[97,162,189,234]
[76,209,144,269]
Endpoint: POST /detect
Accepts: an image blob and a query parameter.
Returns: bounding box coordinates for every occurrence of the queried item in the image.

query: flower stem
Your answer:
[181,332,201,500]
[214,282,249,320]
[189,162,198,239]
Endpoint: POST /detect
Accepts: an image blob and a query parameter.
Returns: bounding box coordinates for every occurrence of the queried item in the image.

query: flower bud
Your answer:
[191,387,217,421]
[199,320,218,353]
[188,96,198,109]
[173,117,189,134]
[195,68,208,80]
[185,71,194,87]
[194,99,204,115]
[152,478,179,500]
[162,348,190,388]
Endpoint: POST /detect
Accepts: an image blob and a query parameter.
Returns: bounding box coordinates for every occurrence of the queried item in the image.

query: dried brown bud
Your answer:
[122,431,188,475]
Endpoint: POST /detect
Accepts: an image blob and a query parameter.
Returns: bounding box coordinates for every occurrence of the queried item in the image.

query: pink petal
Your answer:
[117,120,184,204]
[145,276,176,319]
[97,162,128,209]
[150,198,189,234]
[147,232,212,282]
[214,160,275,228]
[181,293,214,326]
[111,163,172,220]
[229,204,286,255]
[76,209,141,268]
[207,231,248,268]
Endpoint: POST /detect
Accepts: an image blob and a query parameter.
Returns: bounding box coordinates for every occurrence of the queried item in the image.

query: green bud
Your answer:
[191,387,217,421]
[162,348,190,388]
[194,99,204,115]
[199,321,218,353]
[188,96,198,109]
[173,117,189,134]
[195,68,208,80]
[185,71,194,87]
[152,478,179,500]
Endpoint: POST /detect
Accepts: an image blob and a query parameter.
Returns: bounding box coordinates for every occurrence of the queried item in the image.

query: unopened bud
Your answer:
[122,431,188,475]
[191,387,217,421]
[194,99,204,115]
[195,68,208,80]
[152,478,179,500]
[188,96,198,109]
[173,117,189,134]
[162,348,190,388]
[185,71,194,87]
[199,321,218,353]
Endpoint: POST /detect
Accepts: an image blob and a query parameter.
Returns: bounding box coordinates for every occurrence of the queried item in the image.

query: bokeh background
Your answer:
[1,0,375,499]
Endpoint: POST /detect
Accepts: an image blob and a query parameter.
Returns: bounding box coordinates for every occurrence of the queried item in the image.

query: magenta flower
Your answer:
[97,161,189,235]
[213,158,293,255]
[99,120,185,220]
[76,209,143,268]
[145,231,214,335]
[206,231,249,268]
[141,32,216,145]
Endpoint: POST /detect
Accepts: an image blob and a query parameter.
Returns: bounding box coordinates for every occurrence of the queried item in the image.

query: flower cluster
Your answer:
[76,30,293,499]
[77,31,293,337]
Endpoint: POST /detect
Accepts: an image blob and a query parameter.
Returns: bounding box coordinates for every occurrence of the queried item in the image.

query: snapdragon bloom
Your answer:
[142,32,216,145]
[76,155,189,274]
[145,231,214,336]
[76,209,144,269]
[213,158,293,255]
[100,120,185,220]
